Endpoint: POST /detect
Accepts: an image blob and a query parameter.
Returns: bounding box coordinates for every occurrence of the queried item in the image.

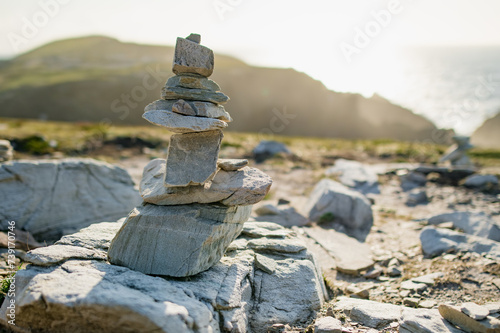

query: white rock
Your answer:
[401,280,428,292]
[217,158,248,171]
[304,227,374,275]
[304,179,373,240]
[400,308,463,333]
[143,110,228,133]
[461,302,490,320]
[420,226,500,259]
[0,159,140,240]
[314,316,342,333]
[411,272,444,285]
[140,159,272,206]
[334,297,401,328]
[0,140,13,162]
[325,159,380,194]
[428,211,500,241]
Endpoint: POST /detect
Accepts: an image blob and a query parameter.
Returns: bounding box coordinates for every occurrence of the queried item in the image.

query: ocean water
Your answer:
[325,46,500,135]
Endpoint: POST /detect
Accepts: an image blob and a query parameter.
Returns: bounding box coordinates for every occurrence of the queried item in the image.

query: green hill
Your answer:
[0,35,442,141]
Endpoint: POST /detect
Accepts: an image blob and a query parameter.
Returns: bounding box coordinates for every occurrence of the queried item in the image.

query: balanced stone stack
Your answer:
[108,34,272,277]
[0,140,13,162]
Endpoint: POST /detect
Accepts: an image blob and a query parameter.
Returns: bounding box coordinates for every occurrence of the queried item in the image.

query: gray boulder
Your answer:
[428,211,500,241]
[463,174,499,188]
[406,188,428,206]
[0,219,326,333]
[304,179,373,240]
[253,140,291,163]
[0,159,140,241]
[325,159,380,194]
[400,171,427,192]
[108,203,252,277]
[420,226,500,258]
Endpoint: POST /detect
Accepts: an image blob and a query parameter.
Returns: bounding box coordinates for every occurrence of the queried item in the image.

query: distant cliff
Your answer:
[472,112,500,148]
[0,36,440,141]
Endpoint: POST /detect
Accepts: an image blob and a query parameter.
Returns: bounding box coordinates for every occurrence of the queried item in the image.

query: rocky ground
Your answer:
[1,134,500,332]
[111,146,500,332]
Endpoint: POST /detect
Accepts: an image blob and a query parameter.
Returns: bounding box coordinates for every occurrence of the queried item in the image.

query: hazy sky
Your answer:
[1,0,500,133]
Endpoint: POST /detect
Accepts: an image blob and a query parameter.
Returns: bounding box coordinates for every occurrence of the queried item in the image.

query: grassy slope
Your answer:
[1,118,498,169]
[0,36,442,142]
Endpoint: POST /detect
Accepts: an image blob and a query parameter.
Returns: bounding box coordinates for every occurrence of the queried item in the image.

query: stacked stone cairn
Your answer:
[439,135,474,167]
[108,34,272,277]
[0,140,13,162]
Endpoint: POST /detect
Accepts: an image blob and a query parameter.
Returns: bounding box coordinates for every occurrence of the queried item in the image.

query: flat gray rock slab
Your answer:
[167,74,220,91]
[162,86,229,104]
[325,159,380,194]
[411,272,444,285]
[304,179,373,241]
[334,297,401,329]
[461,302,490,320]
[25,244,107,266]
[428,211,500,242]
[0,158,140,241]
[314,316,342,333]
[304,227,374,275]
[108,203,252,277]
[145,99,231,121]
[172,36,214,77]
[140,159,272,206]
[143,110,228,133]
[0,219,326,333]
[400,308,464,333]
[165,130,222,187]
[420,226,500,259]
[464,174,498,188]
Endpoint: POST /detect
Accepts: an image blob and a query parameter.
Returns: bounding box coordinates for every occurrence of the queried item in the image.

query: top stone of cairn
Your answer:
[173,34,214,77]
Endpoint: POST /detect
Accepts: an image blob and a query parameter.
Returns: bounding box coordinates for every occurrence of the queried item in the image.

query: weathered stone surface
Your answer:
[143,110,228,133]
[334,297,401,328]
[461,302,490,320]
[304,227,374,275]
[400,308,463,333]
[253,140,291,163]
[304,179,373,240]
[0,140,13,162]
[162,86,229,104]
[218,158,248,171]
[140,159,272,206]
[464,174,499,188]
[428,211,500,242]
[172,36,214,77]
[406,188,428,206]
[167,75,220,91]
[247,237,307,253]
[439,304,500,333]
[0,219,325,333]
[314,316,342,333]
[420,226,500,259]
[185,33,201,43]
[25,244,107,266]
[165,130,222,187]
[0,159,140,241]
[254,253,277,274]
[325,159,380,194]
[145,99,232,121]
[108,203,252,276]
